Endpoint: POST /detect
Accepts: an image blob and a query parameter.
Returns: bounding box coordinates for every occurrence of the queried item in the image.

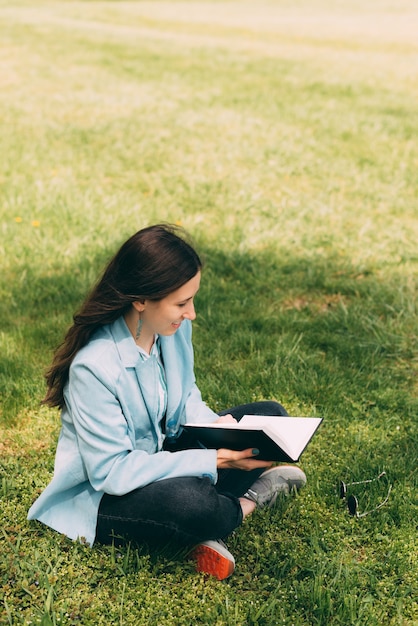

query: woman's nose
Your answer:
[184,301,196,320]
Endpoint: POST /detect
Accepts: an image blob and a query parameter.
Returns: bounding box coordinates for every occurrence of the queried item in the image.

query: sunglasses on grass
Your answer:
[339,471,392,518]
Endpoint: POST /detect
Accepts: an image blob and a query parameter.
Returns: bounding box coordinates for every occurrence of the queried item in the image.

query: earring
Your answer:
[136,315,143,340]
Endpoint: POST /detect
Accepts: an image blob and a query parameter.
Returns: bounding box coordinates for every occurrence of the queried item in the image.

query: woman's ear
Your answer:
[132,300,146,313]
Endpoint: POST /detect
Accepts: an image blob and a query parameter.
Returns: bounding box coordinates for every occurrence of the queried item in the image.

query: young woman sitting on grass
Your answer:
[28,224,306,580]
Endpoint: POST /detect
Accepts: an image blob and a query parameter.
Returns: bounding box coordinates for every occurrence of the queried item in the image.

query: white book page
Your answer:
[240,415,322,460]
[185,422,264,430]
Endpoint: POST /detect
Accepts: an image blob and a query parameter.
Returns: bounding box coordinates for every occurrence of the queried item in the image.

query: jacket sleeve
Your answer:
[183,383,219,424]
[65,360,218,496]
[172,320,219,424]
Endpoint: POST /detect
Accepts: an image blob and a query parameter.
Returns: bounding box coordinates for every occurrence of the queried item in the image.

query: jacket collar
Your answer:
[108,315,185,427]
[109,316,140,367]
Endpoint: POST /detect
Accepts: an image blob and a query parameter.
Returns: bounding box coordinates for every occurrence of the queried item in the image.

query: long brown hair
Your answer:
[43,224,202,409]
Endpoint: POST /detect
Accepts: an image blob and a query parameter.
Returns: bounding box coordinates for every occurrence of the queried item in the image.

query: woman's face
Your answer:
[140,271,201,337]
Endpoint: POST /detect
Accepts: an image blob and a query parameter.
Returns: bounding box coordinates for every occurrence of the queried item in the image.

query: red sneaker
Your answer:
[189,539,235,580]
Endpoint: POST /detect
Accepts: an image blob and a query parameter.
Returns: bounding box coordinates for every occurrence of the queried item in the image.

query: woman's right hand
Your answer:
[216,448,273,471]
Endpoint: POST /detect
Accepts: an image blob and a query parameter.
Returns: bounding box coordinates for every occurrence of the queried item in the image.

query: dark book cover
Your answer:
[183,420,322,462]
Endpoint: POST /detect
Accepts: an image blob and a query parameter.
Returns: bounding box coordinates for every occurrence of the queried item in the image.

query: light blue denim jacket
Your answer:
[27,316,219,545]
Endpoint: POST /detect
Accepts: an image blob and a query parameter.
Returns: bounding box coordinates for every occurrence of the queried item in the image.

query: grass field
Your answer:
[1,1,417,624]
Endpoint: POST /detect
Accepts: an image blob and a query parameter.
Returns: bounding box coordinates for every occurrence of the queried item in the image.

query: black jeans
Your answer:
[95,401,288,547]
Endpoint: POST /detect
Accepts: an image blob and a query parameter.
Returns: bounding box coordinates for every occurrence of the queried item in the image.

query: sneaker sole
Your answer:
[190,544,235,580]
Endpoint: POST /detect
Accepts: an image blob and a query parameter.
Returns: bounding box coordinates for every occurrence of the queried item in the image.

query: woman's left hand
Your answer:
[214,414,237,424]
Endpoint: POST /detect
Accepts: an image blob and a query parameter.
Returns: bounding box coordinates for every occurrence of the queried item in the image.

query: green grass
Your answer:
[1,0,417,624]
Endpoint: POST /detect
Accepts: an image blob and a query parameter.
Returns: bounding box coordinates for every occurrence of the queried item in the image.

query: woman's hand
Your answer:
[214,415,273,469]
[214,414,238,424]
[216,448,273,471]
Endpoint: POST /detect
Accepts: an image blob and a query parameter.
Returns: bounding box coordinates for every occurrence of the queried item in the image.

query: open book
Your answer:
[183,415,322,462]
